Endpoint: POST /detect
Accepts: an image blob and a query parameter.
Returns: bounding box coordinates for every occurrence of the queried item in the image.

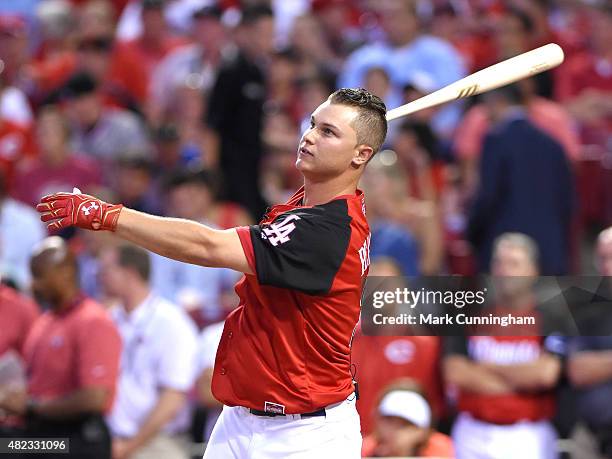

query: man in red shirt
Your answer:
[0,237,121,459]
[443,233,570,459]
[35,88,388,457]
[0,284,39,358]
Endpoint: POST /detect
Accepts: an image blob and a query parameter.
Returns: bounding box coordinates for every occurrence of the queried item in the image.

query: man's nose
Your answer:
[302,128,316,144]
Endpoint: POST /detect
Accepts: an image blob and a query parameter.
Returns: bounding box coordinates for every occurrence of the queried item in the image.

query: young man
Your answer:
[36,88,388,458]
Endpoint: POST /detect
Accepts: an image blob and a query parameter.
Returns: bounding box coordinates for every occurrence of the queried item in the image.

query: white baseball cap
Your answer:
[378,390,432,429]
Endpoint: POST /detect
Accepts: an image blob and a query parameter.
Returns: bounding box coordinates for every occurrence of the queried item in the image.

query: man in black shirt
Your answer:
[205,5,275,220]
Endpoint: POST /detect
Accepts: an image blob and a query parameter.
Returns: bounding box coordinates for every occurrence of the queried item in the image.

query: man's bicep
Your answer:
[209,228,253,274]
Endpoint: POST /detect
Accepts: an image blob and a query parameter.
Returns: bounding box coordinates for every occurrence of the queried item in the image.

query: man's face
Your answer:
[296,101,361,178]
[99,250,125,298]
[30,259,62,307]
[375,416,427,456]
[168,183,212,220]
[66,93,100,126]
[491,241,538,298]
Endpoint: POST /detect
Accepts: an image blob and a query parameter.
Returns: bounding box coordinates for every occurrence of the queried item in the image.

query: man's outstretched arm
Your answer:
[36,191,252,274]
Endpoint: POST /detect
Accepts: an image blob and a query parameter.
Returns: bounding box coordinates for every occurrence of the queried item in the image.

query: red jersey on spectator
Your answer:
[212,187,370,414]
[456,335,556,424]
[110,36,188,104]
[555,52,612,101]
[11,154,102,208]
[351,332,444,435]
[0,285,39,357]
[23,295,121,412]
[0,120,35,189]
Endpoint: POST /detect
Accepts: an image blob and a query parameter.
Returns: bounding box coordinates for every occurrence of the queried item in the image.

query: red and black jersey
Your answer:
[211,187,371,414]
[443,303,571,424]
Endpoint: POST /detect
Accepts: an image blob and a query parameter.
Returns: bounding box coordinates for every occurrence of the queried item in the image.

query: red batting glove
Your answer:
[36,190,123,232]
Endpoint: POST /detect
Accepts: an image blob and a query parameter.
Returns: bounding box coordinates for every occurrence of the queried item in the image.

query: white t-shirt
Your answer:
[107,294,198,437]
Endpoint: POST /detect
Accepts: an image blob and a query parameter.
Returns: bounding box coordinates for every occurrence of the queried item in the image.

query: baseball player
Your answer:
[36,88,388,458]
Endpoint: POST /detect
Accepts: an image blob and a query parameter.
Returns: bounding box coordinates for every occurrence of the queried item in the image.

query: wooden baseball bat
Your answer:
[385,43,564,121]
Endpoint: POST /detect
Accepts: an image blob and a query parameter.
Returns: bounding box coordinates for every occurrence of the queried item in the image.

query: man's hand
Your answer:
[0,388,27,415]
[36,189,123,232]
[112,438,137,459]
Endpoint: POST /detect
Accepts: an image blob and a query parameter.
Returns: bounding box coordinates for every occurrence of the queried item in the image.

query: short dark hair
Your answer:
[117,244,151,281]
[328,88,387,155]
[240,5,274,26]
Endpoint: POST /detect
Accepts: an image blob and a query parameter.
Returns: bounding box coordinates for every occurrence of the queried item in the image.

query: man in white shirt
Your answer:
[0,170,45,290]
[100,244,198,459]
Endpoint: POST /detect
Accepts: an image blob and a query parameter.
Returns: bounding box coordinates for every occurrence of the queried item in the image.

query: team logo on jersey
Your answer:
[359,233,371,275]
[264,401,286,415]
[261,214,301,246]
[82,202,99,216]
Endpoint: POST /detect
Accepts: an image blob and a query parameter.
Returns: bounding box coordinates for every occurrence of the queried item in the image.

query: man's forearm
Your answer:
[116,208,216,266]
[444,356,513,394]
[483,354,561,391]
[197,368,222,409]
[126,390,186,451]
[34,388,108,420]
[568,351,612,387]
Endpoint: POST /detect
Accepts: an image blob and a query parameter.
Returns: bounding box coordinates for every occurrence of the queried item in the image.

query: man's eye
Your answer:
[323,128,333,135]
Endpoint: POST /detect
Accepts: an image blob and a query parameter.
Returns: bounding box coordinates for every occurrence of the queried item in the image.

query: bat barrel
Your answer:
[385,43,564,122]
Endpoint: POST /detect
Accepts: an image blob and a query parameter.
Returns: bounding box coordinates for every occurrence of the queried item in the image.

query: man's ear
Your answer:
[352,145,374,167]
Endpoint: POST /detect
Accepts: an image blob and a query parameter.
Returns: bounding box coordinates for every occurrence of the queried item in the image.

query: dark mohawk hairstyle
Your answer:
[328,88,387,155]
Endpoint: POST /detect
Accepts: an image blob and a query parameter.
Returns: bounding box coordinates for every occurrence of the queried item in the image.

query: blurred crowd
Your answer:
[0,0,611,457]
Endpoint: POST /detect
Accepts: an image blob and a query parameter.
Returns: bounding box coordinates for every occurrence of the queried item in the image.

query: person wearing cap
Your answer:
[361,379,454,458]
[61,71,150,165]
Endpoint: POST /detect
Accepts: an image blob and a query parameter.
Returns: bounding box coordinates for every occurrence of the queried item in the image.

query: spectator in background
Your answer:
[12,104,102,207]
[555,4,612,148]
[444,233,568,459]
[148,5,227,127]
[260,108,302,205]
[467,84,574,275]
[113,155,161,215]
[0,282,38,356]
[363,66,393,110]
[361,379,454,458]
[62,71,150,164]
[0,285,38,437]
[0,237,121,459]
[567,227,612,459]
[0,15,33,125]
[454,78,580,197]
[351,258,445,436]
[205,5,275,220]
[339,0,466,139]
[361,150,443,275]
[29,0,79,97]
[0,169,45,290]
[100,244,197,459]
[73,1,142,113]
[0,91,35,188]
[110,0,188,107]
[0,14,30,95]
[151,169,242,327]
[289,13,342,80]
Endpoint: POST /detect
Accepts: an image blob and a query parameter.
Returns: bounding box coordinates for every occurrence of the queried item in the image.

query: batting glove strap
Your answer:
[37,192,124,232]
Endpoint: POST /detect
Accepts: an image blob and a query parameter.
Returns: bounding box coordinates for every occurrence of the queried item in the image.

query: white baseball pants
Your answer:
[452,412,559,459]
[203,395,362,458]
